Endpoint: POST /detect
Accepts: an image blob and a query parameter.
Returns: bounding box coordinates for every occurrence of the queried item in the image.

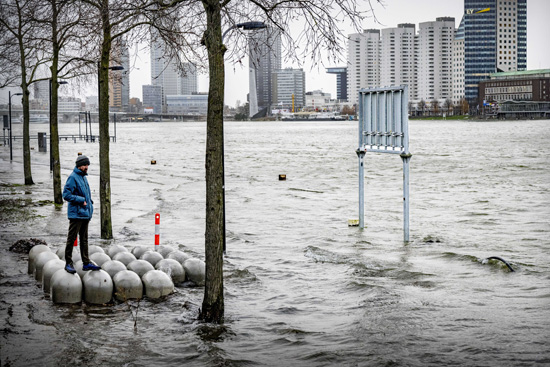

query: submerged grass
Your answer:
[0,183,54,224]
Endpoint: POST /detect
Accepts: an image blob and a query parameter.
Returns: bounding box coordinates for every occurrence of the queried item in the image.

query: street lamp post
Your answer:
[8,91,23,161]
[49,79,68,171]
[97,62,123,140]
[221,21,267,254]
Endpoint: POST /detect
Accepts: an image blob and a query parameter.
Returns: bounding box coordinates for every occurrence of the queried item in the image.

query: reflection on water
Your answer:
[1,119,549,366]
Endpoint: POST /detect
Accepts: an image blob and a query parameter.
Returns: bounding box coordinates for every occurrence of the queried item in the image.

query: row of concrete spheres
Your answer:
[28,243,206,305]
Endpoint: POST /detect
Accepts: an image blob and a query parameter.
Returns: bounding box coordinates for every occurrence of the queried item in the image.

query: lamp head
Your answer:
[237,21,267,31]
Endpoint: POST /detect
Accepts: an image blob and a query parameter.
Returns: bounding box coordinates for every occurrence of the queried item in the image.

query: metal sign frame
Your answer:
[356,85,411,242]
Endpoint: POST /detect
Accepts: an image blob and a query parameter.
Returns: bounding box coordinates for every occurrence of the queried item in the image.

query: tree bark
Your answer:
[99,0,113,239]
[17,25,33,185]
[199,0,224,323]
[50,0,62,204]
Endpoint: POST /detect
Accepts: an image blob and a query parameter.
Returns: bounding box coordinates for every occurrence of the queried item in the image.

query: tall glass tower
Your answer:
[464,0,526,104]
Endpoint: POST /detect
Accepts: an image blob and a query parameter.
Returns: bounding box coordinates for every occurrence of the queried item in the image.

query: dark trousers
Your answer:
[65,219,91,265]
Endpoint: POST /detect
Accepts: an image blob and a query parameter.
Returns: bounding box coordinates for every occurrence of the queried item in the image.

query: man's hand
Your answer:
[83,201,87,206]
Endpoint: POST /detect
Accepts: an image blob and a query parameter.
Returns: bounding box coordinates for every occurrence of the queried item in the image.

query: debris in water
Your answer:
[9,238,48,254]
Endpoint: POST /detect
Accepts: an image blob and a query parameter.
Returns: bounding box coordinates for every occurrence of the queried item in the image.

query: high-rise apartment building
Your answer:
[416,18,455,103]
[142,85,163,114]
[347,29,380,106]
[32,80,49,101]
[380,24,416,96]
[326,67,348,101]
[272,68,306,111]
[110,41,130,112]
[151,37,178,106]
[452,17,466,104]
[463,0,527,104]
[248,28,282,115]
[181,63,198,95]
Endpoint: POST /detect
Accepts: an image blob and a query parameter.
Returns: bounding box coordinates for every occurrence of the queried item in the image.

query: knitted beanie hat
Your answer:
[75,155,90,167]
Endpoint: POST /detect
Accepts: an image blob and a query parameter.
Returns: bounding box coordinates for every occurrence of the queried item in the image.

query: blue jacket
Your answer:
[63,167,94,220]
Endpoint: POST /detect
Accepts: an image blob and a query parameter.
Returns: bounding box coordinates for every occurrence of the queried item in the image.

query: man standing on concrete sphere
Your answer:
[62,155,101,273]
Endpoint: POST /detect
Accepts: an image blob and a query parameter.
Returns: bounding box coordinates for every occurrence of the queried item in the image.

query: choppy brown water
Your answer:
[1,119,549,366]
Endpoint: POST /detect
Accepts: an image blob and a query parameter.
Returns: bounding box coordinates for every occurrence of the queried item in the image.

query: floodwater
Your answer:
[1,119,549,366]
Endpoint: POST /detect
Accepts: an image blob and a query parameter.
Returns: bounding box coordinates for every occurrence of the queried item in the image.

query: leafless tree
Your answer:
[75,0,185,239]
[0,0,50,185]
[460,98,469,115]
[418,99,427,116]
[149,0,382,323]
[443,98,452,116]
[32,0,90,204]
[431,99,440,116]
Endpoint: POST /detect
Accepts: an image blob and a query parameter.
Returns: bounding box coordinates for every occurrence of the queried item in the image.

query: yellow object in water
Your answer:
[348,219,359,227]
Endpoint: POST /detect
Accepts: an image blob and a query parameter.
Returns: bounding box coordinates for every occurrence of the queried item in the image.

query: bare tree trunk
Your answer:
[17,33,33,185]
[99,0,113,239]
[199,0,224,323]
[50,0,62,204]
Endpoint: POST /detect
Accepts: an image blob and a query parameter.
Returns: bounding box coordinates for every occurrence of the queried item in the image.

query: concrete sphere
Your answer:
[142,270,174,299]
[157,245,175,258]
[57,246,81,263]
[113,252,137,266]
[183,258,206,286]
[106,244,129,258]
[89,245,105,255]
[113,270,143,301]
[140,251,163,267]
[28,245,50,274]
[50,269,82,304]
[83,270,113,305]
[131,246,149,259]
[166,250,190,265]
[55,246,65,259]
[74,260,85,279]
[127,260,155,278]
[155,259,186,284]
[41,259,65,293]
[34,251,59,282]
[102,260,127,279]
[75,260,102,279]
[90,252,111,266]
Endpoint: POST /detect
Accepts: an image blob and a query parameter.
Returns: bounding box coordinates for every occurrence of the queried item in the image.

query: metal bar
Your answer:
[392,91,398,148]
[358,92,365,229]
[401,154,410,242]
[386,91,391,147]
[358,92,364,149]
[359,150,365,228]
[367,93,372,146]
[402,85,409,154]
[366,148,404,154]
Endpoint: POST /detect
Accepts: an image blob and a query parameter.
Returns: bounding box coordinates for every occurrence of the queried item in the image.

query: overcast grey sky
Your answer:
[1,0,548,107]
[203,0,549,107]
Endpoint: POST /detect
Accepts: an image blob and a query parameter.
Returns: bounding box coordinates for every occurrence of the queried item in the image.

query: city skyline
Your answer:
[0,0,547,108]
[131,0,548,108]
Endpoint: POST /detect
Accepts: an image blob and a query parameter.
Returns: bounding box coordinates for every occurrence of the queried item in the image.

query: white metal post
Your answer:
[358,149,366,228]
[401,154,411,242]
[401,86,411,242]
[358,91,366,228]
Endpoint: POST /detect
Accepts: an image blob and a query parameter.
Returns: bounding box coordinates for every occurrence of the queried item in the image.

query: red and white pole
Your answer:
[154,213,160,251]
